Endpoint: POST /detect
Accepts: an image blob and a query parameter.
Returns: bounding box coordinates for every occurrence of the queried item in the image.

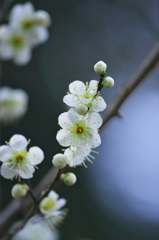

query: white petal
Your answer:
[0,43,13,60]
[63,94,78,107]
[58,112,73,129]
[10,4,24,26]
[0,146,12,162]
[54,198,67,210]
[9,134,28,151]
[48,190,59,200]
[33,26,49,45]
[34,10,51,27]
[88,80,98,93]
[56,129,71,147]
[89,132,101,148]
[13,47,31,66]
[79,96,92,104]
[19,164,34,179]
[68,108,83,123]
[91,96,107,112]
[69,81,86,95]
[0,25,11,41]
[87,112,103,129]
[1,164,16,179]
[28,147,44,165]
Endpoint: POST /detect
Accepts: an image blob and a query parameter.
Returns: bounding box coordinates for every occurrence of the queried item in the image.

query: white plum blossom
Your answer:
[0,87,28,123]
[0,25,32,65]
[0,134,44,179]
[39,190,67,228]
[56,108,102,148]
[63,80,106,113]
[9,2,50,46]
[64,145,97,167]
[12,214,59,240]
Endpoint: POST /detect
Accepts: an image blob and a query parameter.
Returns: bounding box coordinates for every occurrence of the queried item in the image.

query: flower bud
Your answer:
[52,153,67,169]
[75,104,88,115]
[34,10,51,27]
[94,61,107,74]
[11,184,28,199]
[61,172,77,186]
[102,76,114,88]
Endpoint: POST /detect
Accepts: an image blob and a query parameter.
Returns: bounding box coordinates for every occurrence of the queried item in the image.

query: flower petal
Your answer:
[63,94,78,107]
[48,190,59,200]
[19,164,34,179]
[28,147,44,165]
[33,26,49,44]
[9,134,28,151]
[88,80,98,94]
[56,129,71,147]
[1,164,16,179]
[0,43,13,60]
[91,96,107,112]
[0,146,12,162]
[69,81,86,95]
[54,198,67,210]
[13,47,31,66]
[58,112,73,129]
[87,112,103,129]
[89,132,101,148]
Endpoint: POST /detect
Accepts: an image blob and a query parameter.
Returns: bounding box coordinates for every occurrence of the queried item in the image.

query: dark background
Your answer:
[1,0,159,239]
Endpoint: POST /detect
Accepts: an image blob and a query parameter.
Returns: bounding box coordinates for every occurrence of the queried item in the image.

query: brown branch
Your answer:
[0,42,159,239]
[102,42,159,126]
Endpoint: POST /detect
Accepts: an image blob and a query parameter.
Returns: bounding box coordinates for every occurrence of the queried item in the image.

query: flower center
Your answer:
[11,36,24,49]
[41,198,56,211]
[15,154,24,163]
[22,19,33,30]
[76,126,84,134]
[83,91,91,99]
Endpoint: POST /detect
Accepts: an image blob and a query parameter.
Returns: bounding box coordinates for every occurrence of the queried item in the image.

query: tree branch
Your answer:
[102,42,159,126]
[0,42,159,239]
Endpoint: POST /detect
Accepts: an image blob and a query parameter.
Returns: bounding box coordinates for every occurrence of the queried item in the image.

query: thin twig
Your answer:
[0,42,159,239]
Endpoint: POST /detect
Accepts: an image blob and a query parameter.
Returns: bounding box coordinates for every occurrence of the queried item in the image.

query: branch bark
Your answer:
[0,42,159,239]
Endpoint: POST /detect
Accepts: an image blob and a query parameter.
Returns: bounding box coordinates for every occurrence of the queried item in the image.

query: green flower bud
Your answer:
[52,153,67,169]
[94,61,107,74]
[62,172,77,186]
[102,76,114,88]
[11,184,28,199]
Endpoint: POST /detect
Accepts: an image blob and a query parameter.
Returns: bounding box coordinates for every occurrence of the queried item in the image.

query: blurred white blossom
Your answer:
[63,80,106,112]
[9,2,50,46]
[39,190,67,228]
[0,25,32,65]
[12,214,59,240]
[0,134,44,179]
[56,108,102,148]
[0,2,51,65]
[0,87,28,123]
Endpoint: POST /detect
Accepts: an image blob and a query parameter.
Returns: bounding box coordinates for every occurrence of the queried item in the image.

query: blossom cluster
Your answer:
[54,61,114,167]
[0,2,51,65]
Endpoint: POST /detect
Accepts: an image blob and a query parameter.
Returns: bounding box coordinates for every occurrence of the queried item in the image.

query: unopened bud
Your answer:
[34,10,51,27]
[94,61,107,74]
[102,76,114,88]
[11,184,28,199]
[75,104,88,115]
[61,172,77,186]
[52,153,67,169]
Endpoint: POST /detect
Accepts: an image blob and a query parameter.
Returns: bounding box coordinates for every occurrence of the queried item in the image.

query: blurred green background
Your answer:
[1,0,159,239]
